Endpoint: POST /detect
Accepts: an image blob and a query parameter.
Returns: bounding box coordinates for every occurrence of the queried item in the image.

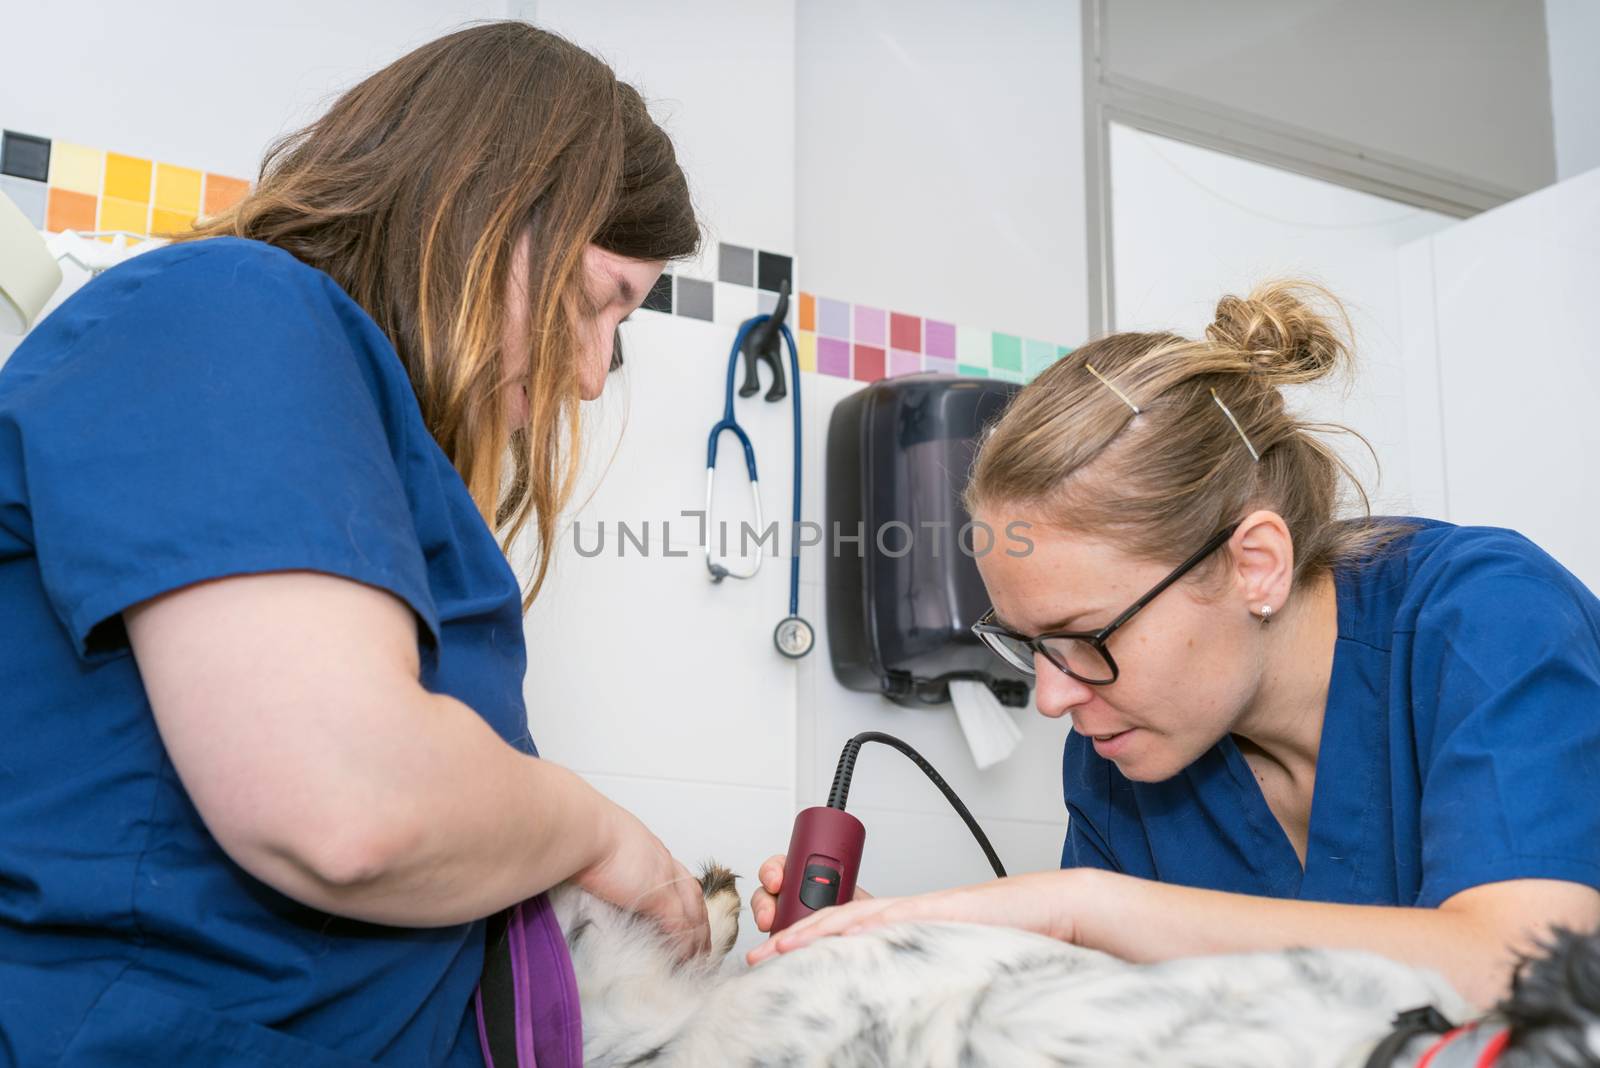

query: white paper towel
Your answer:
[948,679,1023,770]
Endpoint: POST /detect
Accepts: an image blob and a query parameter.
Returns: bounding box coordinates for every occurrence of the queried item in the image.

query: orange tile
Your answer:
[151,207,196,237]
[104,152,153,203]
[99,195,150,235]
[154,163,202,214]
[202,173,249,216]
[45,188,96,233]
[798,292,815,332]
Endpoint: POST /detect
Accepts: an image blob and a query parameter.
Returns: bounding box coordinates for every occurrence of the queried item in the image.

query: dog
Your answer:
[548,866,1600,1067]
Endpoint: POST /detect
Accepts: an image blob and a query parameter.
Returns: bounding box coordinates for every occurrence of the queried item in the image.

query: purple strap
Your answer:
[474,894,584,1068]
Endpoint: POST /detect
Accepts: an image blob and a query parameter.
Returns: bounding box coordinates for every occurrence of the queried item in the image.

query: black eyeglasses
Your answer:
[971,523,1240,685]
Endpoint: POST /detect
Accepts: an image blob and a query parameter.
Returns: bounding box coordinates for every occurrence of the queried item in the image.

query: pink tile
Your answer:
[853,305,886,346]
[817,336,851,376]
[890,313,921,352]
[925,319,955,360]
[889,349,923,376]
[925,356,957,376]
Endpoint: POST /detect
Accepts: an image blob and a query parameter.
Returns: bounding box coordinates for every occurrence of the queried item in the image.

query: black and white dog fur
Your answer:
[548,866,1600,1067]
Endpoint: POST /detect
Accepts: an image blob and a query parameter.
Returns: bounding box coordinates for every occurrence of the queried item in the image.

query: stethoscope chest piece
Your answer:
[707,282,812,659]
[774,615,815,659]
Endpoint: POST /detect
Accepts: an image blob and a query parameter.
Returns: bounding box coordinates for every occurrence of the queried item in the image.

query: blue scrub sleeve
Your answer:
[1413,543,1600,906]
[22,244,441,659]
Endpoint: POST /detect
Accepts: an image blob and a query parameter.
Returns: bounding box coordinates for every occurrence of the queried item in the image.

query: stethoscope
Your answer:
[704,282,814,659]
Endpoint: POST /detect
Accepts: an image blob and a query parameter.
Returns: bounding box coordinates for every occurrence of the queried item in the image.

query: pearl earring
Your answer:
[1259,604,1273,624]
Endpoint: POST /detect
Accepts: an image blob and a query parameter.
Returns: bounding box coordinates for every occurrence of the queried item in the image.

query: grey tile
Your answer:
[0,175,47,228]
[675,276,714,321]
[1,131,50,183]
[757,250,792,293]
[642,272,672,313]
[718,243,754,286]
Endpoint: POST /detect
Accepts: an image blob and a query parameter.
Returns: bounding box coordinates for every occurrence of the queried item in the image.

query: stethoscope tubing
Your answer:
[704,314,802,616]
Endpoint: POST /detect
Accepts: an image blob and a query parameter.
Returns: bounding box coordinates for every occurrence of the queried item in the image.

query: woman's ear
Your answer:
[1228,510,1296,617]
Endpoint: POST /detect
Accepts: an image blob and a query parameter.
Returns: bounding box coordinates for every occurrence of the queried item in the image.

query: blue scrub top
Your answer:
[0,237,532,1066]
[1063,519,1600,908]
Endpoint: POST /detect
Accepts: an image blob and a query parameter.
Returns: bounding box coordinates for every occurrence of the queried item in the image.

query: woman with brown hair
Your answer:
[751,282,1600,1012]
[0,22,705,1066]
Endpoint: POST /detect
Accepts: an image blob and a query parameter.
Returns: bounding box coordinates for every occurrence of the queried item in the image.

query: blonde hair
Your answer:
[177,23,698,609]
[965,280,1405,585]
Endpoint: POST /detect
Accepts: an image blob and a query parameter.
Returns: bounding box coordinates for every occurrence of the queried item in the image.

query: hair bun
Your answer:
[1205,280,1352,385]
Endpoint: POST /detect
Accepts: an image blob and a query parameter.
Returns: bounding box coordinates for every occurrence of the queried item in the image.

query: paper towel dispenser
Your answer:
[825,373,1030,708]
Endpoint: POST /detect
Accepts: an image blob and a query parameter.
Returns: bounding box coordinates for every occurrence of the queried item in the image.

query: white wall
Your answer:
[1103,0,1558,197]
[1398,166,1600,589]
[0,0,510,178]
[1109,124,1457,515]
[521,1,796,279]
[1546,0,1600,181]
[795,0,1087,346]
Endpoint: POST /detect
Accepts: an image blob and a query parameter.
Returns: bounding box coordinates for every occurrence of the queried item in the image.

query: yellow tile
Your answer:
[104,152,152,203]
[154,163,201,214]
[150,207,196,237]
[99,195,151,235]
[798,330,817,373]
[48,142,104,196]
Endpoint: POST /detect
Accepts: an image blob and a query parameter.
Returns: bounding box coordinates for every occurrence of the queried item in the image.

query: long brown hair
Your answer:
[178,21,699,607]
[967,281,1405,587]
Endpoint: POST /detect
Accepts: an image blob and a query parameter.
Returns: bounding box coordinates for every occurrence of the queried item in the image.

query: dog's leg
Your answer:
[698,863,741,962]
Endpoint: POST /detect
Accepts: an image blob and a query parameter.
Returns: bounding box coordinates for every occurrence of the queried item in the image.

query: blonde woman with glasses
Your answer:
[751,281,1600,1012]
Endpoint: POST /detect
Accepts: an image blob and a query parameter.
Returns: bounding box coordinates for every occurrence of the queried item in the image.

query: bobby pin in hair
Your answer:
[1210,388,1261,462]
[1085,363,1140,415]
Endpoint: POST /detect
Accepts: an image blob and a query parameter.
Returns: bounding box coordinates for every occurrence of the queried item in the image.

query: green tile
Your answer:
[991,367,1024,384]
[991,332,1022,371]
[957,325,990,366]
[957,363,989,377]
[1023,338,1060,378]
[1058,345,1074,359]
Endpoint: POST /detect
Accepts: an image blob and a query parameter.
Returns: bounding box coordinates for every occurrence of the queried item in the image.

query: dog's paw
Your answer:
[699,863,740,960]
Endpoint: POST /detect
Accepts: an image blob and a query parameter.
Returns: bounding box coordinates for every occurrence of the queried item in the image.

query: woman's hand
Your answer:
[747,853,874,937]
[746,870,1084,965]
[573,802,710,960]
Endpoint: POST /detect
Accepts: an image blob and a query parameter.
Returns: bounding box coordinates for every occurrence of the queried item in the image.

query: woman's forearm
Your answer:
[256,691,617,926]
[1064,868,1583,1010]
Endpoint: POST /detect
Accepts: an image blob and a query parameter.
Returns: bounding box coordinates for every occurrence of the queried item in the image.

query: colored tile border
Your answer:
[2,125,250,241]
[2,124,1078,390]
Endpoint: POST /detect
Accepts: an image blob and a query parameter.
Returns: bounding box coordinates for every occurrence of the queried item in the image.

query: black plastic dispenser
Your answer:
[824,373,1029,708]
